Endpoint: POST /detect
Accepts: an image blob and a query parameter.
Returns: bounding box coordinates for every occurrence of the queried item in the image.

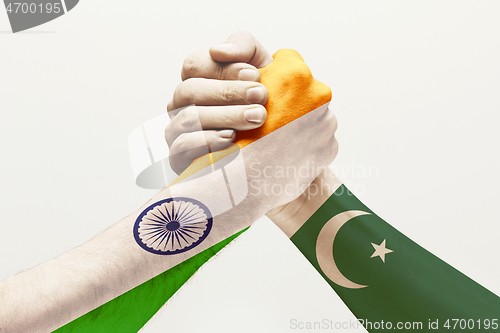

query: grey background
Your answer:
[1,1,499,332]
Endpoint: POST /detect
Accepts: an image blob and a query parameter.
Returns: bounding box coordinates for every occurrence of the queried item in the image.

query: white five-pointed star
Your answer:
[370,239,393,263]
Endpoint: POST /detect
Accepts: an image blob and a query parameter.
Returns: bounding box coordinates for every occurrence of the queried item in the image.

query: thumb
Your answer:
[209,31,274,69]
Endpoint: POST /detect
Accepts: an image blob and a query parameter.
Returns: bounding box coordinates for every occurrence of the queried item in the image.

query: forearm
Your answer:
[0,191,172,332]
[0,178,253,333]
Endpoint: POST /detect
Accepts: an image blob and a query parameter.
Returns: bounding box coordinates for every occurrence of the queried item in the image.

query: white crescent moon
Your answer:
[316,210,371,289]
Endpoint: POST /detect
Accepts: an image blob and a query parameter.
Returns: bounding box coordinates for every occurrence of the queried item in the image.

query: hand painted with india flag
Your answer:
[165,31,339,227]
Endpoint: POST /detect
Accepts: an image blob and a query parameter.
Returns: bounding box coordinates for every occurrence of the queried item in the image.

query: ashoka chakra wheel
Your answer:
[133,197,212,255]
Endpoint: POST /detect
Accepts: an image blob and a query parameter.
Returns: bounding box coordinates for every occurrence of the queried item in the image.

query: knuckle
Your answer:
[321,109,338,133]
[221,112,235,127]
[175,106,200,132]
[332,137,339,154]
[169,153,187,175]
[164,123,175,147]
[181,50,204,79]
[234,30,254,40]
[173,80,194,106]
[331,114,338,133]
[218,84,241,103]
[166,100,175,113]
[330,138,339,161]
[169,146,181,161]
[169,133,190,156]
[169,141,181,157]
[170,132,210,166]
[214,63,228,80]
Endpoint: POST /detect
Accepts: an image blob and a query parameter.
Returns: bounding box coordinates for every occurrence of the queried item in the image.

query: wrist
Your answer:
[266,168,342,237]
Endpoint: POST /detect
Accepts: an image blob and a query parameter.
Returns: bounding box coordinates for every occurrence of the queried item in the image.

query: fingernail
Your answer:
[244,108,265,123]
[239,69,260,81]
[217,130,234,139]
[246,87,265,104]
